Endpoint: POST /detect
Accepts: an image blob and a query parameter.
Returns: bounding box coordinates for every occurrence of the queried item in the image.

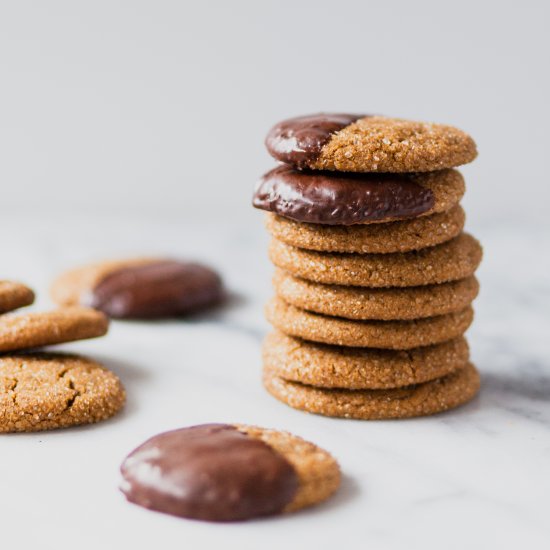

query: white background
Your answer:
[0,2,549,550]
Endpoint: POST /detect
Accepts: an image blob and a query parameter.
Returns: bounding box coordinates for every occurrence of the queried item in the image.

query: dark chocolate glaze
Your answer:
[120,424,299,522]
[87,260,223,319]
[252,165,435,225]
[265,113,366,168]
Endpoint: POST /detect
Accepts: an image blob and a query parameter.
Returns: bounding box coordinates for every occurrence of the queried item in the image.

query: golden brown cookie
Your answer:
[120,423,340,521]
[264,362,480,419]
[0,281,35,313]
[0,353,125,432]
[273,270,479,321]
[266,205,465,254]
[269,233,482,288]
[0,307,109,353]
[266,114,477,172]
[263,331,469,389]
[266,298,473,349]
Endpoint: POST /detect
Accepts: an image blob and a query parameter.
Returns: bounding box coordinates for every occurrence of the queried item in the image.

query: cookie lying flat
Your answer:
[263,331,469,389]
[0,281,35,313]
[273,270,479,321]
[264,362,480,420]
[266,113,477,172]
[269,233,482,288]
[120,423,340,522]
[0,353,125,432]
[266,206,465,254]
[51,258,224,319]
[254,166,465,225]
[0,307,108,353]
[266,298,473,349]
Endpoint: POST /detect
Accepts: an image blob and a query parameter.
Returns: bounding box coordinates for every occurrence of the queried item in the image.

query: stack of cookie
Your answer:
[253,114,483,419]
[0,280,125,432]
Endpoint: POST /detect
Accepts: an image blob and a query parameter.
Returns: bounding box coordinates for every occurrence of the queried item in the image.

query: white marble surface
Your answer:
[0,212,549,550]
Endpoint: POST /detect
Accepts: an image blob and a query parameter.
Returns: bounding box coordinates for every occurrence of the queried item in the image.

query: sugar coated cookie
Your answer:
[254,166,464,225]
[0,281,35,313]
[263,331,469,389]
[0,353,125,432]
[0,307,108,353]
[120,423,340,522]
[273,270,479,320]
[264,362,480,419]
[266,205,465,254]
[266,114,477,172]
[269,233,482,288]
[51,258,224,319]
[266,297,473,349]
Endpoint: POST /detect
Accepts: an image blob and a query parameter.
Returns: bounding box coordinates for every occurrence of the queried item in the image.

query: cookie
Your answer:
[263,331,469,389]
[0,307,109,353]
[265,113,477,172]
[0,281,35,313]
[266,205,465,254]
[0,353,125,432]
[254,166,465,225]
[269,233,482,288]
[266,297,473,349]
[120,423,340,522]
[264,362,480,419]
[273,270,479,320]
[51,258,224,319]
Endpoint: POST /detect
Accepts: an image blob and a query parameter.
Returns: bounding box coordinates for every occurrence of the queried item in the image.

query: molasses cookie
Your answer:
[265,206,465,253]
[266,298,473,349]
[273,270,479,320]
[264,362,480,419]
[0,307,109,353]
[269,233,482,288]
[120,423,340,522]
[263,331,469,389]
[51,258,224,319]
[266,114,477,172]
[0,353,125,432]
[254,166,465,225]
[0,281,35,313]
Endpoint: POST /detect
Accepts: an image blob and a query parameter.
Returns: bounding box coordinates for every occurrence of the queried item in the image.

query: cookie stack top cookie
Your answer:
[254,113,481,420]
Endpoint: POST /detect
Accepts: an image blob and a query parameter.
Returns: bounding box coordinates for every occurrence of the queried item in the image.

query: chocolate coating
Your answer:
[87,260,223,319]
[120,424,299,522]
[253,165,435,225]
[265,113,365,168]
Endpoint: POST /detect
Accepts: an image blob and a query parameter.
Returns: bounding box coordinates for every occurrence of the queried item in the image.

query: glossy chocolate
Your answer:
[87,260,223,319]
[265,113,365,168]
[120,424,299,522]
[253,165,435,225]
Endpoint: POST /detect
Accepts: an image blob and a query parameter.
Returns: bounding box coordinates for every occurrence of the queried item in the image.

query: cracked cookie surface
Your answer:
[0,307,109,352]
[0,353,125,432]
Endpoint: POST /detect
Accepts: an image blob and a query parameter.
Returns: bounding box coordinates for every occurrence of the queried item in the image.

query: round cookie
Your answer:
[269,233,482,288]
[0,307,109,353]
[254,166,465,226]
[266,298,473,349]
[51,258,224,319]
[263,362,480,420]
[120,423,340,522]
[0,353,125,432]
[0,281,35,313]
[273,270,479,321]
[266,206,465,254]
[265,113,477,172]
[263,331,470,389]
